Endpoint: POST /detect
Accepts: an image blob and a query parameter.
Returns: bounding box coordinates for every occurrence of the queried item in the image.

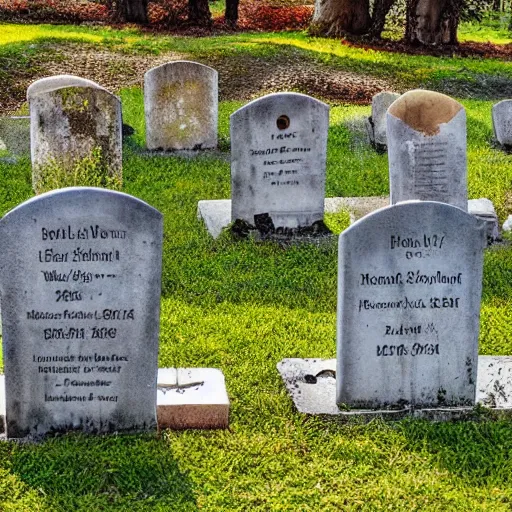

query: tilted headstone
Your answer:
[0,188,163,439]
[230,93,329,234]
[144,61,218,151]
[30,86,122,193]
[27,75,103,101]
[367,91,400,151]
[492,100,512,148]
[337,201,486,409]
[387,90,467,211]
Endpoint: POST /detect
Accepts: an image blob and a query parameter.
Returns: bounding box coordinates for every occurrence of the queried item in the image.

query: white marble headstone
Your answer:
[387,90,467,211]
[30,85,123,193]
[337,201,486,409]
[144,61,218,151]
[492,100,512,147]
[0,188,163,439]
[230,92,329,232]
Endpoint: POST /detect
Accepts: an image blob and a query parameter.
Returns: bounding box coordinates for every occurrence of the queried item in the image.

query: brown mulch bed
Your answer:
[343,38,512,60]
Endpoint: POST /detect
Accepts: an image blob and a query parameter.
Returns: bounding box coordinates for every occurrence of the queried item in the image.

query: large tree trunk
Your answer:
[120,0,148,23]
[225,0,240,27]
[406,0,460,45]
[188,0,212,25]
[310,0,371,37]
[369,0,396,39]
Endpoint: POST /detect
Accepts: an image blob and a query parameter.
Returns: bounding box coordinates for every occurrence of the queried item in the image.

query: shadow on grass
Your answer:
[399,418,512,487]
[2,433,198,511]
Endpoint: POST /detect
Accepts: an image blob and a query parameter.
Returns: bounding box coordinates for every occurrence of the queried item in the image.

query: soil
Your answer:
[0,40,395,116]
[3,33,512,116]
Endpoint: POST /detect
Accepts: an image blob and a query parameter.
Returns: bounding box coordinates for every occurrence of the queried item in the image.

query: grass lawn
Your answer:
[0,19,512,511]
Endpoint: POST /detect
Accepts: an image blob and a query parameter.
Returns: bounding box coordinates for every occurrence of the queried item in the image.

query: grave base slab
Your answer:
[277,356,512,421]
[198,197,498,243]
[0,368,229,436]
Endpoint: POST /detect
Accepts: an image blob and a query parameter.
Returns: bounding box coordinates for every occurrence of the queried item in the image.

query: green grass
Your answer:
[1,20,512,511]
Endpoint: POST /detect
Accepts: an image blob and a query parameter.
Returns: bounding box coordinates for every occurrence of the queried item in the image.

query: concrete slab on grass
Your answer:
[277,356,512,421]
[198,196,499,243]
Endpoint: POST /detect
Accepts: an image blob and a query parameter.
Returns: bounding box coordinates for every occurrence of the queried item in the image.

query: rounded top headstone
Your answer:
[388,90,463,136]
[144,60,217,80]
[27,75,103,100]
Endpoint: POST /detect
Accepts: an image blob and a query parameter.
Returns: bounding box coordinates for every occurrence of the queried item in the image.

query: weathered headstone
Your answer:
[27,75,103,102]
[144,61,218,151]
[0,117,30,156]
[30,86,123,193]
[387,90,467,211]
[367,91,400,151]
[492,100,512,148]
[230,92,330,235]
[337,201,486,409]
[0,188,163,439]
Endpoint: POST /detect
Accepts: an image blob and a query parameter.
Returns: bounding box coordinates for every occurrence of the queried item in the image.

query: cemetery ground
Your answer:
[1,21,512,511]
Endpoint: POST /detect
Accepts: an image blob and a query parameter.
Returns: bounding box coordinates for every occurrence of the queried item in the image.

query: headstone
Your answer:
[0,117,30,156]
[367,91,400,151]
[144,61,218,151]
[468,198,499,243]
[0,188,163,439]
[503,215,512,233]
[387,90,467,211]
[27,75,103,102]
[30,86,123,193]
[230,92,330,235]
[492,100,512,148]
[337,201,486,409]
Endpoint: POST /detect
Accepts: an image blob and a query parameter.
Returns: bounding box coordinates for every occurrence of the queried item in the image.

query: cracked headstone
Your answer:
[387,90,467,211]
[337,201,486,409]
[144,61,218,151]
[230,92,330,237]
[30,86,123,193]
[27,75,103,101]
[0,188,163,439]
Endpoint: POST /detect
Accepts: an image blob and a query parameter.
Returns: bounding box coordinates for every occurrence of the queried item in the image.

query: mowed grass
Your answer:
[1,22,512,511]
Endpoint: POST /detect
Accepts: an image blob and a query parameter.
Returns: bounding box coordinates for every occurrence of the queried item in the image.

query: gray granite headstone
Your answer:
[367,91,400,151]
[337,201,486,409]
[0,117,30,156]
[492,100,512,148]
[144,61,218,151]
[30,86,123,193]
[387,90,467,211]
[27,75,103,101]
[231,92,329,233]
[0,188,163,439]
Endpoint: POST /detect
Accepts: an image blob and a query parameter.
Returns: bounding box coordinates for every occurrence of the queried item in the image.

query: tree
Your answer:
[369,0,397,39]
[310,0,371,37]
[188,0,212,25]
[405,0,462,45]
[225,0,240,27]
[118,0,148,23]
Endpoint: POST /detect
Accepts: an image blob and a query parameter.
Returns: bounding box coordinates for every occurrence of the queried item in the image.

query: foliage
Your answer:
[0,0,108,23]
[238,4,313,31]
[35,147,122,194]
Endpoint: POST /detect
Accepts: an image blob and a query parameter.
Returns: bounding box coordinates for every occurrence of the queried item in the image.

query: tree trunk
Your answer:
[225,0,240,27]
[120,0,148,23]
[188,0,212,25]
[310,0,371,37]
[406,0,459,45]
[369,0,396,39]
